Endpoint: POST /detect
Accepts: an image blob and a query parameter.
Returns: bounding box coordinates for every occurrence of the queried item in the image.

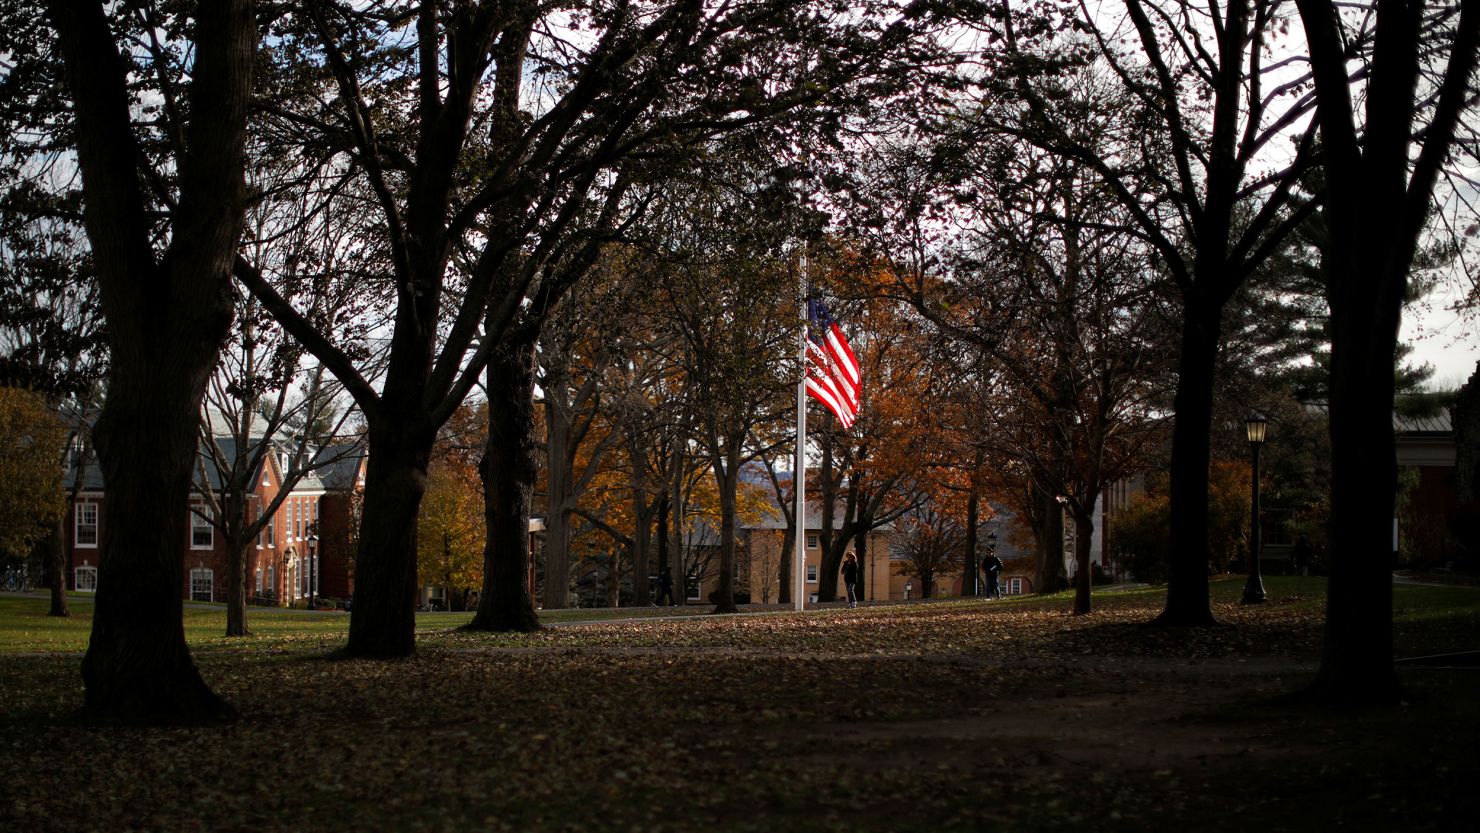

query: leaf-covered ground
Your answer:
[1,577,1476,832]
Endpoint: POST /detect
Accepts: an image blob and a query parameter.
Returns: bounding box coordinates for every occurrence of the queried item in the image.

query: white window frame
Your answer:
[190,504,214,550]
[267,564,276,598]
[1007,577,1023,595]
[190,567,213,602]
[254,567,263,594]
[806,564,818,584]
[266,513,275,548]
[806,534,819,549]
[75,565,98,592]
[75,501,99,548]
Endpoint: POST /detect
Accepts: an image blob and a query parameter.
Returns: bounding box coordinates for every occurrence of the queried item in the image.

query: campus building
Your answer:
[62,441,364,606]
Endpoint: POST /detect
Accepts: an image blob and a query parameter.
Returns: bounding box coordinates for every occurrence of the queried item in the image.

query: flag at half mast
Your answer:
[805,299,862,429]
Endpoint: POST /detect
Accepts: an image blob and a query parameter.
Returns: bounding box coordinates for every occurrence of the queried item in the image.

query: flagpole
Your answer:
[794,249,808,612]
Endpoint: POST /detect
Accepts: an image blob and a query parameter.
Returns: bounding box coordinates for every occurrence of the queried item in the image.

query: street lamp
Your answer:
[306,528,319,610]
[1243,411,1268,604]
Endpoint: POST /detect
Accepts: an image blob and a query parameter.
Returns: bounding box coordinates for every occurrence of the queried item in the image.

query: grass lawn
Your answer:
[1,577,1477,832]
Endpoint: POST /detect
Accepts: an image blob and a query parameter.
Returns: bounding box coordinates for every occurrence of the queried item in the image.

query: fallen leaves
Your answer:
[1,578,1477,832]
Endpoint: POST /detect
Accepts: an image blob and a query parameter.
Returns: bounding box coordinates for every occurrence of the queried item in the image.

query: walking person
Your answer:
[982,548,1003,599]
[841,551,861,609]
[655,567,675,606]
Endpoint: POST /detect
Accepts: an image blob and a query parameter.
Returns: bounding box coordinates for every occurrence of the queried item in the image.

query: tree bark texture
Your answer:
[1033,488,1065,594]
[52,0,254,723]
[345,420,433,656]
[1294,0,1480,701]
[468,330,542,632]
[962,490,980,597]
[778,522,794,605]
[543,393,574,609]
[47,518,68,617]
[223,525,251,637]
[1154,291,1223,626]
[710,448,740,614]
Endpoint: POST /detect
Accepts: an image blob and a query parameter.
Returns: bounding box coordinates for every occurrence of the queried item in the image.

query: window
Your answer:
[75,566,98,592]
[190,568,213,602]
[190,505,213,549]
[254,567,263,594]
[267,565,276,598]
[255,509,264,549]
[806,564,818,583]
[75,502,98,548]
[298,555,318,597]
[266,513,275,548]
[1007,577,1023,596]
[806,534,819,549]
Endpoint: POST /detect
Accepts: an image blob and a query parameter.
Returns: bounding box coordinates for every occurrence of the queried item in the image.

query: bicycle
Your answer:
[3,563,34,593]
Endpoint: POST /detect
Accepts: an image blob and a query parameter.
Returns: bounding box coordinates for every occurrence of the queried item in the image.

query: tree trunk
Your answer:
[1154,291,1222,626]
[668,452,686,605]
[543,393,573,609]
[627,432,652,606]
[853,526,869,602]
[223,526,251,637]
[52,0,254,723]
[345,420,433,656]
[656,492,671,604]
[778,521,794,605]
[47,517,68,617]
[711,451,740,614]
[1033,487,1065,594]
[468,330,542,633]
[1319,341,1400,698]
[1072,505,1096,616]
[84,376,237,723]
[1292,0,1480,704]
[962,490,981,597]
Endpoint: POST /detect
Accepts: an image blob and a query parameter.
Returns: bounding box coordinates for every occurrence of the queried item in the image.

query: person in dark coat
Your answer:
[982,548,1004,599]
[841,551,861,609]
[655,567,675,606]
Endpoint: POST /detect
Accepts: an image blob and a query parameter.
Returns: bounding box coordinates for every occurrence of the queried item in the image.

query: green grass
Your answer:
[4,575,1474,656]
[0,593,747,654]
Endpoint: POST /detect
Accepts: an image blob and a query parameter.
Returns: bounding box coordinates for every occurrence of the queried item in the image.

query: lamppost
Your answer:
[1243,411,1268,604]
[306,529,319,610]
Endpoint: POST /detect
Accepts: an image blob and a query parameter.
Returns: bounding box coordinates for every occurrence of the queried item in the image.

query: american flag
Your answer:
[805,299,861,429]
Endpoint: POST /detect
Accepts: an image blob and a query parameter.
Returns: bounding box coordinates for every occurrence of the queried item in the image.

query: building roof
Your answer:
[309,445,365,491]
[66,435,350,496]
[1393,411,1451,435]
